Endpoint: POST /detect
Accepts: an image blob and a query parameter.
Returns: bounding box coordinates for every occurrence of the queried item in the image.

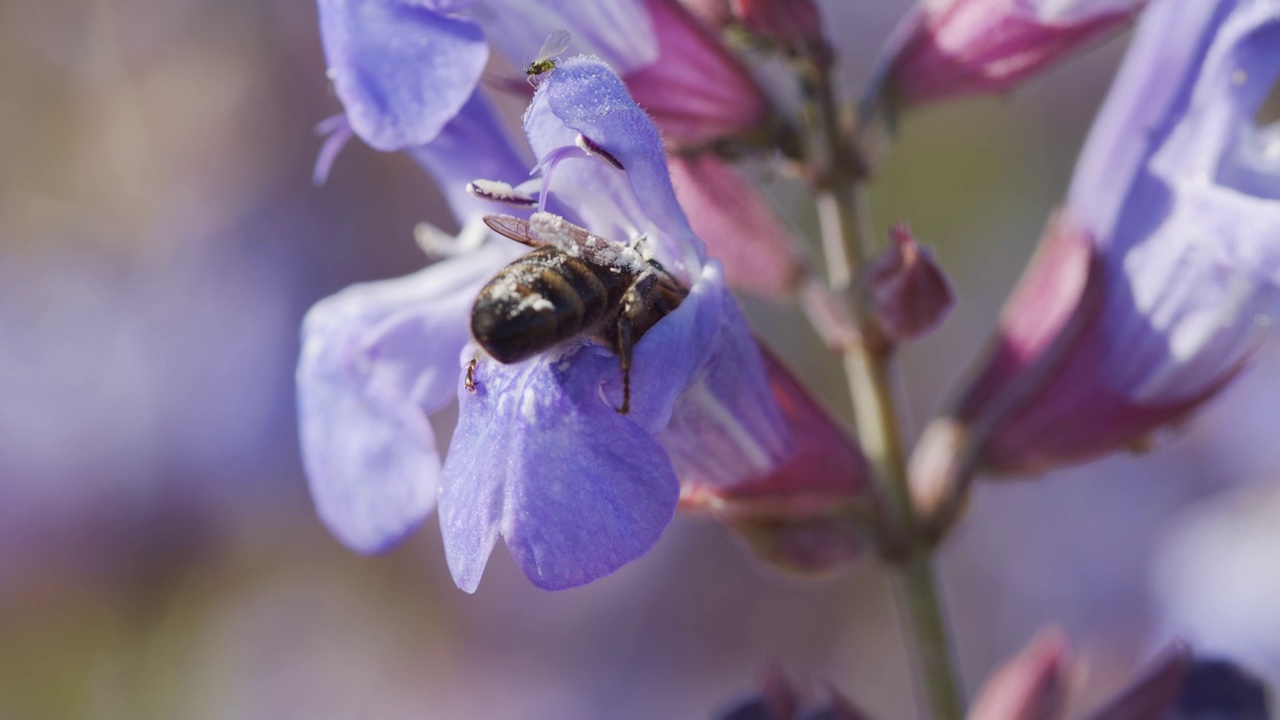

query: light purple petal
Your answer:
[525,56,706,276]
[1087,0,1280,402]
[655,265,790,489]
[604,260,725,434]
[318,0,488,151]
[477,0,657,75]
[1066,0,1231,240]
[1163,0,1280,201]
[1103,181,1280,401]
[298,236,520,553]
[439,344,679,592]
[407,89,535,223]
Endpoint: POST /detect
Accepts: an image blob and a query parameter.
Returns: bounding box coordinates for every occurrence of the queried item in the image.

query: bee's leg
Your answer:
[464,357,478,392]
[614,272,658,414]
[615,318,633,415]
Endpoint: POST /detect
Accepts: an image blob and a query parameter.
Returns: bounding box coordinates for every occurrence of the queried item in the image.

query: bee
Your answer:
[525,29,571,81]
[469,213,686,414]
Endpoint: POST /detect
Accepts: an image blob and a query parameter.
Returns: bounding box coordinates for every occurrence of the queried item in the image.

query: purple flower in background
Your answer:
[911,0,1280,510]
[299,56,799,591]
[869,0,1144,109]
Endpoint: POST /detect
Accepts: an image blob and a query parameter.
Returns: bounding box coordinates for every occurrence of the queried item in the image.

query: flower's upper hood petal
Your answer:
[297,234,521,553]
[525,55,706,275]
[318,0,489,151]
[440,343,680,592]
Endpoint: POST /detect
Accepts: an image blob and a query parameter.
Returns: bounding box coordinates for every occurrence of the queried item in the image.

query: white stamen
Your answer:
[467,179,538,208]
[575,134,624,170]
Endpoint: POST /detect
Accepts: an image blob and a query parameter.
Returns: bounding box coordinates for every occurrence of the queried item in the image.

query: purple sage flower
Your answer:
[299,56,819,592]
[442,56,795,591]
[910,0,1280,509]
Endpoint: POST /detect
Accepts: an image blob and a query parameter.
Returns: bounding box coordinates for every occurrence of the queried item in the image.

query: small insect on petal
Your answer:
[526,29,572,80]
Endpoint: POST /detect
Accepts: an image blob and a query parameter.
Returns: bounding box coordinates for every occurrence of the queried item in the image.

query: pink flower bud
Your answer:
[681,349,872,576]
[627,0,772,148]
[1083,642,1192,720]
[866,223,955,346]
[712,665,801,720]
[713,667,873,720]
[969,628,1070,720]
[971,630,1198,720]
[873,0,1143,108]
[677,0,733,29]
[732,0,824,51]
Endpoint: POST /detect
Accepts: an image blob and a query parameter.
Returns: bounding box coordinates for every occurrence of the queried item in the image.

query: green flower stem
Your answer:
[804,54,966,720]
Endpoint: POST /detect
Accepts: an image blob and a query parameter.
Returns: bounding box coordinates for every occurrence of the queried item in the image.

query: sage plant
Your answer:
[299,0,1280,716]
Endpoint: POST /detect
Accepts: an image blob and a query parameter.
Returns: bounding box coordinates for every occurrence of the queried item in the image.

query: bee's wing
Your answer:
[483,214,545,248]
[526,214,625,263]
[536,29,571,61]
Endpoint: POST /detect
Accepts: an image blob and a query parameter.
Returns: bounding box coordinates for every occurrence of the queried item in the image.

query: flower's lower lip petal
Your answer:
[438,381,505,592]
[297,233,519,554]
[440,347,679,592]
[298,353,442,555]
[658,297,789,489]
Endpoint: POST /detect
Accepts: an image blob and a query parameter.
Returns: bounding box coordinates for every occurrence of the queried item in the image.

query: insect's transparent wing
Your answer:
[535,29,571,62]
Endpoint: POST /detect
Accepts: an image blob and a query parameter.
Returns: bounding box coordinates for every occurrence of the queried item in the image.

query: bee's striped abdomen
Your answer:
[471,247,626,364]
